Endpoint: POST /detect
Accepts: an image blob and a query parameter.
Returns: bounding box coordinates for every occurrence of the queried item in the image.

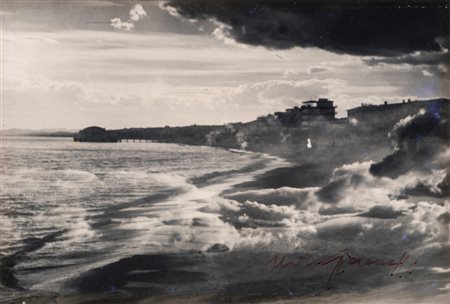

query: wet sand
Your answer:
[2,283,447,304]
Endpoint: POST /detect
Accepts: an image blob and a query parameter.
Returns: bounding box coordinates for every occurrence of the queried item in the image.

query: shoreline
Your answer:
[4,138,447,304]
[0,142,298,303]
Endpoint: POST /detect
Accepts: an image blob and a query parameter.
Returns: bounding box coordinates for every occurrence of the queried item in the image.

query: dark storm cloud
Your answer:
[364,50,449,67]
[363,36,450,68]
[161,0,450,57]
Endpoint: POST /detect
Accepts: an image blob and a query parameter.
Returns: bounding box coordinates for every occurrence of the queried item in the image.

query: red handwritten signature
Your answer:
[265,250,416,289]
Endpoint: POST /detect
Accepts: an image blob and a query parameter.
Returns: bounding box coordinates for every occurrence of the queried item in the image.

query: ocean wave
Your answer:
[4,138,449,297]
[194,156,450,256]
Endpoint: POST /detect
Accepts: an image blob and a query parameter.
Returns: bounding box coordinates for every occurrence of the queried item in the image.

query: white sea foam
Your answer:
[113,150,291,253]
[3,137,449,294]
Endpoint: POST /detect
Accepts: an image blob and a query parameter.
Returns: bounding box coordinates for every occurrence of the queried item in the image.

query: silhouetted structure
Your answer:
[347,98,449,129]
[73,98,449,150]
[275,98,336,126]
[74,126,119,142]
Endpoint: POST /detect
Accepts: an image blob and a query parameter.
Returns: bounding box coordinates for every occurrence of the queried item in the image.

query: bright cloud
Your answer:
[2,2,449,129]
[110,3,147,31]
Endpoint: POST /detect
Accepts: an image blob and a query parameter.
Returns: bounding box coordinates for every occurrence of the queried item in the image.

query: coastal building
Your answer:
[347,98,450,127]
[275,98,337,126]
[73,126,119,142]
[300,98,337,121]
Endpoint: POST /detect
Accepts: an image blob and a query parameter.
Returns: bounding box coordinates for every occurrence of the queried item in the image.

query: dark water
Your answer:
[0,137,287,292]
[1,136,449,301]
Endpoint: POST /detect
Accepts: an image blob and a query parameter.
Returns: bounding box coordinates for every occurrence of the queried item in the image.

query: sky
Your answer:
[1,0,449,130]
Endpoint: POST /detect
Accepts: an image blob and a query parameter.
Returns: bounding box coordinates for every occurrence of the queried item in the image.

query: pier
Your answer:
[118,139,153,143]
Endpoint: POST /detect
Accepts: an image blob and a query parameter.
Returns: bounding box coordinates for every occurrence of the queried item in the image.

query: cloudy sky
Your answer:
[2,0,449,129]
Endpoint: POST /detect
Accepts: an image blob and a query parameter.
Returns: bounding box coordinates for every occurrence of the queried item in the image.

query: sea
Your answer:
[1,136,449,301]
[0,136,288,293]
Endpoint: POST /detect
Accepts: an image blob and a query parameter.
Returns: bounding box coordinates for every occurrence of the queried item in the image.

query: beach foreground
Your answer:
[1,134,449,303]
